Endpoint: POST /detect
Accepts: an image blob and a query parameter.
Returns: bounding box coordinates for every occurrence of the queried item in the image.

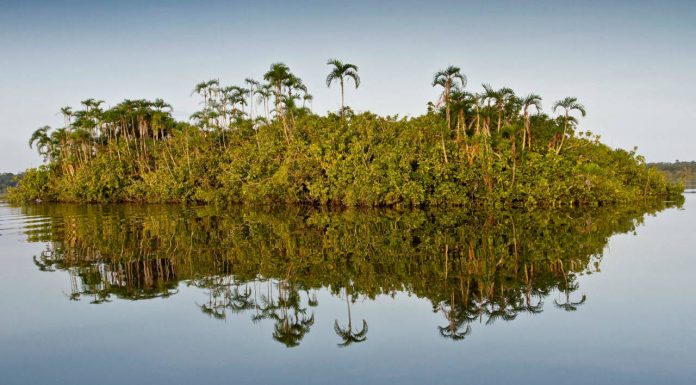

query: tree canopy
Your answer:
[7,61,683,206]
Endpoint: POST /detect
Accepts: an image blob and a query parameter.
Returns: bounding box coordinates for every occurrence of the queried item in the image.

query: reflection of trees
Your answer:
[334,288,368,347]
[269,280,315,348]
[194,276,315,347]
[17,200,677,345]
[553,261,587,312]
[437,293,473,341]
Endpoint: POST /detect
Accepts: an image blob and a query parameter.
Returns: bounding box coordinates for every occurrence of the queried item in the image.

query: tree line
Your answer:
[7,60,683,206]
[649,161,696,187]
[0,173,20,194]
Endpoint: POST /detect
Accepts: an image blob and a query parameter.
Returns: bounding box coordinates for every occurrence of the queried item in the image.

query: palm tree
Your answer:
[432,66,467,132]
[245,78,259,120]
[302,93,314,112]
[50,127,72,175]
[59,106,73,131]
[520,94,542,150]
[263,62,292,116]
[152,98,172,113]
[192,81,210,109]
[264,63,294,143]
[449,89,475,141]
[432,66,466,164]
[494,87,515,132]
[29,125,52,161]
[334,288,368,347]
[481,84,497,136]
[326,59,360,116]
[552,97,586,154]
[468,93,483,135]
[255,83,273,119]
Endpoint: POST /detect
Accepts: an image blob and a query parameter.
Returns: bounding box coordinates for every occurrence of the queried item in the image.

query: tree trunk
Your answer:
[457,109,464,142]
[556,111,568,155]
[441,130,449,164]
[522,110,529,151]
[340,78,345,117]
[445,83,451,131]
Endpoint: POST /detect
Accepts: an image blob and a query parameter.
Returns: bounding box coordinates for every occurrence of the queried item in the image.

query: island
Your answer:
[7,61,683,207]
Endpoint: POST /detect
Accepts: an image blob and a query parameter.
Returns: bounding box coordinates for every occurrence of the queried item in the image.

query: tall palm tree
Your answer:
[433,66,467,132]
[29,125,52,161]
[59,106,73,131]
[468,93,483,135]
[432,66,466,164]
[255,84,273,119]
[553,97,586,154]
[244,78,259,120]
[263,64,295,143]
[263,62,292,116]
[449,89,475,141]
[192,81,210,108]
[494,87,515,132]
[326,59,360,116]
[302,93,313,112]
[480,84,497,136]
[152,98,172,113]
[520,94,542,150]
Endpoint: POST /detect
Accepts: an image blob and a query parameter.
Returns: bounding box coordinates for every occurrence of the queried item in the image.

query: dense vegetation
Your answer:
[22,200,677,345]
[649,161,696,188]
[0,173,20,194]
[7,61,682,207]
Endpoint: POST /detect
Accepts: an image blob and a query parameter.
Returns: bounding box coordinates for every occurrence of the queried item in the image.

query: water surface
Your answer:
[0,197,694,385]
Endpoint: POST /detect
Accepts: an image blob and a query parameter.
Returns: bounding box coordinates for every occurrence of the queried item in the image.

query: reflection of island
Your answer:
[23,201,678,346]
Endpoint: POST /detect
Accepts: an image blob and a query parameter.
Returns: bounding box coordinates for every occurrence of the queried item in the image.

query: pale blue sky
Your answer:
[1,0,695,171]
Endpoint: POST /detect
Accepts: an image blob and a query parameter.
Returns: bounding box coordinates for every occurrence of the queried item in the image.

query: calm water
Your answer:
[0,196,694,385]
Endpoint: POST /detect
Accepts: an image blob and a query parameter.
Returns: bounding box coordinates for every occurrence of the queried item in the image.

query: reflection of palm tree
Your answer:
[438,308,472,340]
[197,301,227,320]
[195,276,232,320]
[554,293,586,312]
[261,280,315,348]
[227,285,255,313]
[306,290,319,307]
[554,264,587,312]
[521,287,544,314]
[272,312,315,348]
[271,281,314,348]
[485,299,518,325]
[334,288,368,347]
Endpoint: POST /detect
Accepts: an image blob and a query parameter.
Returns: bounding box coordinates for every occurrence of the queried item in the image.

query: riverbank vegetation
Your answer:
[649,161,696,188]
[0,173,20,195]
[7,61,682,207]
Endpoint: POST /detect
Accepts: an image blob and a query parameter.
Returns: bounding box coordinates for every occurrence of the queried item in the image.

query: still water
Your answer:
[0,195,694,385]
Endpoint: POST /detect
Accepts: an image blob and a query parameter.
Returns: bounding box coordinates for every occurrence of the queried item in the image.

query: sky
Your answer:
[1,0,695,172]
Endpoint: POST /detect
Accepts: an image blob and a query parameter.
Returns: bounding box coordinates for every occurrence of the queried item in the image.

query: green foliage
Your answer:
[649,161,696,188]
[9,67,683,206]
[7,167,53,201]
[0,173,21,194]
